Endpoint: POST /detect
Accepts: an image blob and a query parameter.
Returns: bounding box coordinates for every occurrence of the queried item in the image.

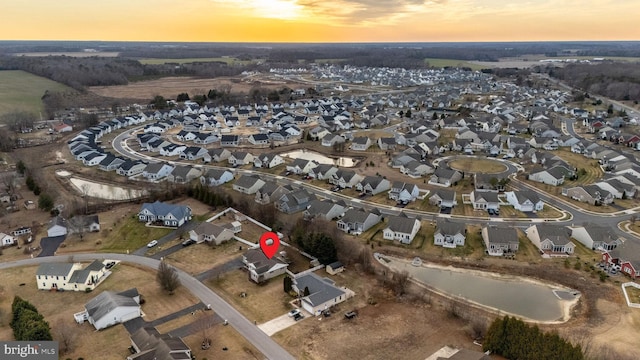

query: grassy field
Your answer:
[424,58,488,71]
[138,57,257,65]
[99,216,174,253]
[0,70,71,117]
[448,158,507,174]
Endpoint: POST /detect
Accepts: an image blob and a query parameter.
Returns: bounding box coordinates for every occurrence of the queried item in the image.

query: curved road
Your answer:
[0,253,295,360]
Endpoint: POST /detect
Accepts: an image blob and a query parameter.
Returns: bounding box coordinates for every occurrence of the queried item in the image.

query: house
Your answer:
[248,133,270,146]
[382,214,421,244]
[356,176,391,195]
[48,216,68,237]
[286,158,319,175]
[207,148,231,163]
[351,136,372,151]
[570,225,621,251]
[329,169,363,189]
[75,288,141,330]
[525,224,575,256]
[291,272,350,316]
[141,162,174,181]
[254,153,284,169]
[504,191,544,212]
[309,164,338,180]
[303,199,346,221]
[166,165,202,184]
[482,225,519,256]
[0,232,16,246]
[117,159,147,177]
[528,166,566,186]
[200,169,234,187]
[36,260,109,291]
[275,189,316,214]
[429,189,458,208]
[228,151,254,167]
[337,208,381,235]
[434,220,466,248]
[220,134,240,147]
[67,215,101,234]
[242,247,288,283]
[563,185,614,205]
[388,181,420,204]
[233,175,266,195]
[321,133,346,147]
[11,226,31,237]
[254,181,290,205]
[326,261,345,275]
[138,201,192,227]
[188,222,234,245]
[180,146,208,161]
[401,160,434,178]
[470,191,500,210]
[429,168,463,187]
[127,326,191,360]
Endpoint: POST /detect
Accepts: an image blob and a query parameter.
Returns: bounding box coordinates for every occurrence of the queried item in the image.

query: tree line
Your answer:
[547,62,640,101]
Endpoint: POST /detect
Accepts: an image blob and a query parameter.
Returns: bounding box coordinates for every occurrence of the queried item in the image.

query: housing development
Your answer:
[1,43,640,360]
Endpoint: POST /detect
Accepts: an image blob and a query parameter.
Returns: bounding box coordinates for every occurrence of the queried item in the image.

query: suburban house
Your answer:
[0,232,16,246]
[127,326,191,360]
[286,158,319,175]
[242,247,288,283]
[429,189,458,208]
[254,153,284,169]
[528,166,566,186]
[434,220,466,248]
[74,288,141,330]
[254,181,291,205]
[356,176,391,196]
[350,136,372,151]
[117,159,147,177]
[602,244,640,278]
[303,199,346,221]
[470,191,500,210]
[142,162,174,181]
[570,225,621,251]
[326,261,345,275]
[382,214,421,244]
[200,169,234,187]
[482,225,519,256]
[47,216,68,237]
[207,148,231,163]
[275,189,316,214]
[337,208,382,235]
[36,260,109,291]
[188,222,235,245]
[329,169,363,189]
[67,215,101,234]
[429,168,463,187]
[138,201,192,227]
[388,181,420,204]
[309,164,338,180]
[233,175,266,194]
[291,272,351,316]
[228,151,254,167]
[563,185,614,205]
[505,191,544,212]
[166,165,202,184]
[525,224,575,256]
[401,160,434,178]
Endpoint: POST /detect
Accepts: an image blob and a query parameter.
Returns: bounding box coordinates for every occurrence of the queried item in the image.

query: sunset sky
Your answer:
[3,0,639,42]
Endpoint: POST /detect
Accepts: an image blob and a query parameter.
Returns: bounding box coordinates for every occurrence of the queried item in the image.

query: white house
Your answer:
[75,288,141,330]
[526,224,575,256]
[138,201,192,227]
[504,191,544,212]
[382,214,421,244]
[0,232,16,246]
[36,260,109,291]
[242,247,288,283]
[292,272,351,316]
[570,225,621,251]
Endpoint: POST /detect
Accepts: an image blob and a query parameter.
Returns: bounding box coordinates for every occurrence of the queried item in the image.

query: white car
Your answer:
[147,240,158,248]
[288,309,301,318]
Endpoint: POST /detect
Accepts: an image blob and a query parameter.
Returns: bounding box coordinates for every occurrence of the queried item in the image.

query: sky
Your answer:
[2,0,639,42]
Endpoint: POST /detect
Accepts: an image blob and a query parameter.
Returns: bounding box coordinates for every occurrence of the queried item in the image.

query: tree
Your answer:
[151,95,168,109]
[54,318,79,355]
[405,109,412,118]
[16,160,26,175]
[303,286,310,297]
[283,276,292,293]
[157,260,181,295]
[38,193,54,212]
[176,93,190,102]
[10,296,52,341]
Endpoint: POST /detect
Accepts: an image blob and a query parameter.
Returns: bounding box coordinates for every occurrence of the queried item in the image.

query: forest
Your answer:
[548,63,640,101]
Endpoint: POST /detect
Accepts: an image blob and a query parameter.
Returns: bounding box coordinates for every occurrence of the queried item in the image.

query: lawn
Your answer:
[448,158,507,174]
[99,216,173,253]
[423,58,488,71]
[0,70,72,117]
[0,264,198,359]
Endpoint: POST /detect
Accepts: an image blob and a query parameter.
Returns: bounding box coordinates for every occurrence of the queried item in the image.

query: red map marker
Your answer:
[259,231,280,259]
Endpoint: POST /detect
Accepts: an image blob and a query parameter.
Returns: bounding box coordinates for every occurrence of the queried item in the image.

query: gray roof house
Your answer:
[429,189,458,208]
[37,260,109,292]
[233,175,266,195]
[570,224,621,251]
[303,199,346,221]
[78,288,141,330]
[127,327,191,360]
[337,208,381,235]
[429,168,462,187]
[388,181,420,204]
[166,165,202,184]
[242,247,288,284]
[138,201,192,227]
[275,189,316,214]
[525,224,575,256]
[504,191,544,212]
[528,166,566,186]
[356,176,391,195]
[470,191,500,210]
[482,225,519,256]
[188,222,234,245]
[434,220,466,248]
[200,169,234,187]
[292,272,350,316]
[382,214,421,244]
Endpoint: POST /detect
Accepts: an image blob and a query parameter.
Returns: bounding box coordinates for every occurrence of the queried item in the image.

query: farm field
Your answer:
[138,57,259,65]
[424,58,488,71]
[0,70,71,117]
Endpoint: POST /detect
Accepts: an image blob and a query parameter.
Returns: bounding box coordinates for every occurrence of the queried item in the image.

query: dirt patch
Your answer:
[89,76,307,100]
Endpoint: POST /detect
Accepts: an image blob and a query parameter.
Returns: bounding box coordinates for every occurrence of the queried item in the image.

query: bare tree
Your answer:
[157,260,181,295]
[80,184,90,215]
[195,311,215,349]
[54,318,78,355]
[391,270,410,296]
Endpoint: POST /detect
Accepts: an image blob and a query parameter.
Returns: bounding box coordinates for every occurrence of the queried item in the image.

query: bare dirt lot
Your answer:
[89,76,307,100]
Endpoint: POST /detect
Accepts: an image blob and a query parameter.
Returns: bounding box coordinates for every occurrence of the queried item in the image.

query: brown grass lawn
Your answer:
[448,158,507,174]
[165,241,245,276]
[206,269,292,323]
[624,286,640,304]
[185,324,262,360]
[0,264,199,359]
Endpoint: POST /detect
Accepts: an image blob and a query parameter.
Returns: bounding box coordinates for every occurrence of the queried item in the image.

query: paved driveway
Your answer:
[258,313,306,336]
[37,235,66,257]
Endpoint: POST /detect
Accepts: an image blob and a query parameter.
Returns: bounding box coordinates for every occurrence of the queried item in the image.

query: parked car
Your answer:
[344,310,358,319]
[147,240,158,248]
[293,313,304,321]
[288,309,301,318]
[182,239,196,247]
[105,262,116,269]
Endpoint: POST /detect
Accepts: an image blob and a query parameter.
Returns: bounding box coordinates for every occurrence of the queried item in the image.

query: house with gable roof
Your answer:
[329,169,363,189]
[434,220,466,248]
[242,247,288,283]
[429,189,458,208]
[526,224,575,256]
[127,326,191,360]
[570,224,621,251]
[388,181,420,204]
[138,201,192,227]
[429,168,462,187]
[303,199,346,221]
[275,189,316,214]
[504,190,544,212]
[291,272,351,316]
[188,222,234,245]
[75,288,141,330]
[482,225,519,256]
[382,214,421,244]
[528,166,566,186]
[337,208,381,235]
[200,169,234,187]
[166,165,202,184]
[350,136,372,151]
[233,175,265,195]
[470,191,499,210]
[36,260,109,291]
[356,175,391,195]
[254,153,284,169]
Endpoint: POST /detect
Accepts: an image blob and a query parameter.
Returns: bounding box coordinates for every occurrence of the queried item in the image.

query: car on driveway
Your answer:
[288,309,301,318]
[293,313,304,321]
[182,239,196,247]
[147,240,158,248]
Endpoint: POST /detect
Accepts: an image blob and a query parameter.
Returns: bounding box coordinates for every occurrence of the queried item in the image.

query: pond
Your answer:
[69,177,147,200]
[380,255,579,323]
[281,149,358,167]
